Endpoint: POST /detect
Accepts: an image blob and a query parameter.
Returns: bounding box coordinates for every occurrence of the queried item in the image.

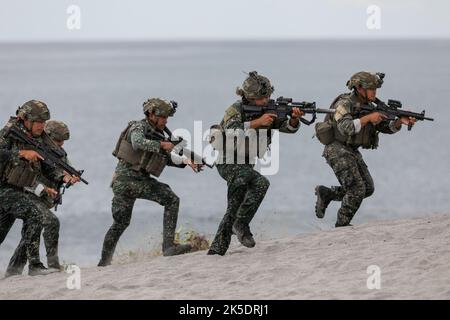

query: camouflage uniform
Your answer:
[98,99,191,266]
[316,72,401,227]
[6,120,71,275]
[208,72,300,255]
[5,198,60,275]
[0,188,44,267]
[0,101,64,276]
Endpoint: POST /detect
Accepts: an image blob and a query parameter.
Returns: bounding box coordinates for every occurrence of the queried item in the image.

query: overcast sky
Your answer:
[0,0,449,42]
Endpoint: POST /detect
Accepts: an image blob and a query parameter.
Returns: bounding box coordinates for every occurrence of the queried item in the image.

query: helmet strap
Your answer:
[355,86,369,104]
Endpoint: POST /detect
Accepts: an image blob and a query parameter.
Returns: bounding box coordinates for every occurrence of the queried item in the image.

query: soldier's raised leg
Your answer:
[324,148,366,227]
[208,166,247,255]
[316,145,374,224]
[136,178,191,256]
[209,164,269,255]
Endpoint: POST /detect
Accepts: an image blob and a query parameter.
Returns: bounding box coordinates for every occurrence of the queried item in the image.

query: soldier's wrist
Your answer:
[360,115,370,127]
[250,119,260,129]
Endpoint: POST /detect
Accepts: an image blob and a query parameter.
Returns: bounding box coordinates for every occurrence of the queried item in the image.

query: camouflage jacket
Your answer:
[216,100,300,163]
[27,150,71,208]
[113,118,186,181]
[0,117,64,188]
[332,92,400,149]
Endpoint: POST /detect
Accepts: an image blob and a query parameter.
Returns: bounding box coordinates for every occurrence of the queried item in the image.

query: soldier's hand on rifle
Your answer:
[361,112,387,126]
[184,158,204,173]
[252,113,277,128]
[161,141,175,152]
[44,187,58,199]
[63,173,81,185]
[289,107,304,127]
[291,107,305,119]
[19,150,45,162]
[394,116,416,129]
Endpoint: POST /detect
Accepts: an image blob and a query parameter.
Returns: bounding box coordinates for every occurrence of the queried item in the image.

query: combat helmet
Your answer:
[45,120,70,141]
[346,72,384,90]
[143,98,177,117]
[236,71,274,100]
[17,100,51,122]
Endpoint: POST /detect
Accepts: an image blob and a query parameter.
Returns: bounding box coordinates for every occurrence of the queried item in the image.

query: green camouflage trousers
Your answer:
[208,164,270,255]
[6,205,60,274]
[0,186,43,266]
[99,175,180,265]
[323,141,375,227]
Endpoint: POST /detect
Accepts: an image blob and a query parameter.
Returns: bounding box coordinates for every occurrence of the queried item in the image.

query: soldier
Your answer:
[314,72,416,227]
[5,120,79,277]
[207,71,304,256]
[98,98,201,267]
[0,100,67,276]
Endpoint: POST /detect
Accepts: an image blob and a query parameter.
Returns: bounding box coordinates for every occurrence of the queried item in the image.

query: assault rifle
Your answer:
[151,127,214,171]
[242,96,335,125]
[5,124,88,209]
[360,98,434,130]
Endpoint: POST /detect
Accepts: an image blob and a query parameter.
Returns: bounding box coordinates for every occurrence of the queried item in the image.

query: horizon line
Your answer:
[1,36,449,45]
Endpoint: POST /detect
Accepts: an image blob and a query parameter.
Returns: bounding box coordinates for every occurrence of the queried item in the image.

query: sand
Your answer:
[1,214,449,300]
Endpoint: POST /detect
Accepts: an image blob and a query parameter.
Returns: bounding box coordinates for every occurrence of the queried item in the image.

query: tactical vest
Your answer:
[211,101,272,164]
[0,119,42,188]
[112,120,168,177]
[316,93,379,149]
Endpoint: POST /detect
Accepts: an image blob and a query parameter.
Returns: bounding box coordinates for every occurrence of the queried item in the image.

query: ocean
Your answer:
[0,40,449,268]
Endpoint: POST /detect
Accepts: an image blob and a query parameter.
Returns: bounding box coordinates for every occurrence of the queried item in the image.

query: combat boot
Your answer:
[97,257,112,267]
[162,206,192,256]
[47,256,62,272]
[4,268,21,278]
[28,262,54,276]
[97,246,115,267]
[335,223,353,228]
[315,185,334,218]
[232,221,256,248]
[163,243,193,256]
[335,210,354,228]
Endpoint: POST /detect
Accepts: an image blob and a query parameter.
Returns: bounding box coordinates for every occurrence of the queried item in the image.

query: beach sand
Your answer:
[1,214,449,300]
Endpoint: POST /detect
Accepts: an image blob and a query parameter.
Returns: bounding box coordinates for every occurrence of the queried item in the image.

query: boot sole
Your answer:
[315,186,325,219]
[28,269,59,276]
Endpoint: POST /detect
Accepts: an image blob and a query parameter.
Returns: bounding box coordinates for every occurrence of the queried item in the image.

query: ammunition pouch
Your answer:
[353,124,379,149]
[114,133,168,177]
[138,151,167,177]
[5,161,39,188]
[332,122,379,149]
[115,138,142,167]
[315,121,334,145]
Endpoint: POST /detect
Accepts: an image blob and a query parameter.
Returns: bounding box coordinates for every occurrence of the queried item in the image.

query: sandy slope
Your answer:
[1,214,449,300]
